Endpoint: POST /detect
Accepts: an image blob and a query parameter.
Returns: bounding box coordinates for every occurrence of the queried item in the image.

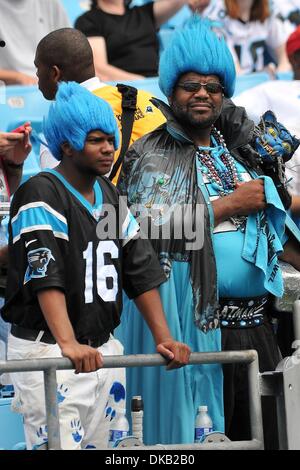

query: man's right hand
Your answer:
[213,179,266,227]
[37,288,103,374]
[229,179,266,215]
[61,340,103,374]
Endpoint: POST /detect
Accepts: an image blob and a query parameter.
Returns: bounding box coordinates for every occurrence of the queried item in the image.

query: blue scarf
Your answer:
[242,176,286,297]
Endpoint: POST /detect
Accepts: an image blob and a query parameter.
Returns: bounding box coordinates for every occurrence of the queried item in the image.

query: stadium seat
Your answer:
[276,71,293,81]
[109,77,167,102]
[130,0,152,5]
[234,71,293,97]
[0,396,25,450]
[61,0,90,25]
[0,85,49,131]
[233,72,271,96]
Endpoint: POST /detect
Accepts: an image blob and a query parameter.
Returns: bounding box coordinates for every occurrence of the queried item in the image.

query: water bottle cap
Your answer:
[131,395,144,411]
[198,405,208,412]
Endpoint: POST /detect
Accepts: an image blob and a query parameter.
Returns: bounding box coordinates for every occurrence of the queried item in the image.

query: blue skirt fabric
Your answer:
[116,261,224,445]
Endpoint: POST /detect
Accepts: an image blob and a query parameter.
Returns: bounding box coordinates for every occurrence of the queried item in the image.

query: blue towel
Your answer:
[242,176,286,297]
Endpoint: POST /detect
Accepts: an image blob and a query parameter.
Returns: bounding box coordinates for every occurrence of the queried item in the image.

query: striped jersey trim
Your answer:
[12,202,69,244]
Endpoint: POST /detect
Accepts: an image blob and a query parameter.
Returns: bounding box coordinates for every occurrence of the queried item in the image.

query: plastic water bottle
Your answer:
[131,395,144,442]
[194,405,213,443]
[108,408,129,448]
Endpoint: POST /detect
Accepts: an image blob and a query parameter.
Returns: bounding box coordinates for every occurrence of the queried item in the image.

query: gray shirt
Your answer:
[0,0,70,77]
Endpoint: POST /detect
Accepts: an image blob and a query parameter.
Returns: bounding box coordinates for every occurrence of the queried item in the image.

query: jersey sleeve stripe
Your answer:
[121,211,131,236]
[12,206,69,242]
[11,202,67,225]
[122,210,140,247]
[13,226,69,244]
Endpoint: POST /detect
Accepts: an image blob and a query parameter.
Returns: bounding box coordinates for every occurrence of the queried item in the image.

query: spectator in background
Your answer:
[154,0,216,32]
[0,0,70,85]
[234,25,300,204]
[75,0,196,81]
[220,0,291,74]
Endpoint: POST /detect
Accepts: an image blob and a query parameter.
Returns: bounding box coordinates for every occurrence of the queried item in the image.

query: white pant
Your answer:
[7,334,125,449]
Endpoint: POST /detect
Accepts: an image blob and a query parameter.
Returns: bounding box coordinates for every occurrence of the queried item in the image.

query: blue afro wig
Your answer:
[159,17,236,98]
[43,81,119,161]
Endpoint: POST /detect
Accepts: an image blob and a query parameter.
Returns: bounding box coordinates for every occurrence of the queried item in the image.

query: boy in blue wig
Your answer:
[1,81,190,449]
[117,17,300,448]
[43,81,120,160]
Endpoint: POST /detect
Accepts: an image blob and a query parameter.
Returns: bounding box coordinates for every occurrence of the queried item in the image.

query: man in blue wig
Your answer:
[0,82,190,449]
[117,17,300,448]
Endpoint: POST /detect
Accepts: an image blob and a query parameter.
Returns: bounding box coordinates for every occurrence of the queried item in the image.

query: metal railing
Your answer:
[0,350,263,450]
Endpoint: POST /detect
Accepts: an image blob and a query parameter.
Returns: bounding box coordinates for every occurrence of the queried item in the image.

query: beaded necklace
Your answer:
[197,127,247,231]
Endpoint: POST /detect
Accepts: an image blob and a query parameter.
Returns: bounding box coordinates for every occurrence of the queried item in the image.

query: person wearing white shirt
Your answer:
[0,0,70,85]
[234,25,300,199]
[170,0,291,75]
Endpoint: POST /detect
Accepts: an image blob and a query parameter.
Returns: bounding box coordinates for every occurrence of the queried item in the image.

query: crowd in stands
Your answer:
[75,0,194,80]
[0,0,300,451]
[0,0,296,86]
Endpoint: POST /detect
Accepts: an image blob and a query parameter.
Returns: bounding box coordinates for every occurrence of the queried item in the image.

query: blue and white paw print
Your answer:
[57,384,69,404]
[110,382,125,403]
[105,382,126,421]
[71,419,83,443]
[105,405,116,421]
[35,425,48,445]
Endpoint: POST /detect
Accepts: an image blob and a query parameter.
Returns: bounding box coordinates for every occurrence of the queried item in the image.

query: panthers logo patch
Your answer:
[24,247,55,284]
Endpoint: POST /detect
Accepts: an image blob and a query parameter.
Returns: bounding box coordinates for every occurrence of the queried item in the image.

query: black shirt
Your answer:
[1,170,166,341]
[75,4,159,77]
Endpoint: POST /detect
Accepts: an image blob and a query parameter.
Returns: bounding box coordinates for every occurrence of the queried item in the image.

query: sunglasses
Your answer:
[176,81,224,94]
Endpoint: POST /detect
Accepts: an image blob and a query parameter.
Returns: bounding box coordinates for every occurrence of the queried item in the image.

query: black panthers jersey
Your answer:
[2,170,166,342]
